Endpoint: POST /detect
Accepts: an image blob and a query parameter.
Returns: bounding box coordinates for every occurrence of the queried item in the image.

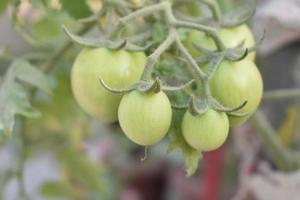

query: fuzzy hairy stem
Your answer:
[111,0,222,98]
[174,32,206,80]
[14,118,30,200]
[110,1,168,39]
[141,31,176,80]
[198,0,222,22]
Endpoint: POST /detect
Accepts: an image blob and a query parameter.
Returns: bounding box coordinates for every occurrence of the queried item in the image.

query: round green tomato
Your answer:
[118,90,172,146]
[182,109,229,151]
[209,59,263,126]
[185,25,256,60]
[71,48,146,123]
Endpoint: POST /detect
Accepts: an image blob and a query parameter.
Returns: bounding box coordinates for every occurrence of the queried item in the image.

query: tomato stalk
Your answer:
[199,0,222,22]
[140,31,176,81]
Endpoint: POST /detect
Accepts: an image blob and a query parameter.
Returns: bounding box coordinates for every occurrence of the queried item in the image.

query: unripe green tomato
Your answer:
[185,25,256,60]
[209,59,263,126]
[182,109,229,151]
[118,90,172,146]
[71,48,146,123]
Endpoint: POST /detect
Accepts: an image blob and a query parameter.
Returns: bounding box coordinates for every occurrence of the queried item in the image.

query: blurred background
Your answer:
[1,0,300,199]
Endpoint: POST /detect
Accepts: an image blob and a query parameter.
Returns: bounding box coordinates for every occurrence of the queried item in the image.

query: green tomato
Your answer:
[182,109,229,151]
[71,48,146,123]
[209,59,263,126]
[118,90,172,146]
[185,25,256,60]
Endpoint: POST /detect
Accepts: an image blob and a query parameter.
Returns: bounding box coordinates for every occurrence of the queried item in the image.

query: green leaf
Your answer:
[11,59,51,93]
[60,0,92,19]
[0,0,10,16]
[154,59,192,82]
[151,23,169,45]
[167,110,203,177]
[0,59,51,136]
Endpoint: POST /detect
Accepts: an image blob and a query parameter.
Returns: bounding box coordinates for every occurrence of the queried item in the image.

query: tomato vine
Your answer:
[64,0,263,176]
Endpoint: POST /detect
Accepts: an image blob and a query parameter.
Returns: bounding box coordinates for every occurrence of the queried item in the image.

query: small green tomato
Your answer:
[209,59,263,126]
[118,90,172,146]
[182,109,229,151]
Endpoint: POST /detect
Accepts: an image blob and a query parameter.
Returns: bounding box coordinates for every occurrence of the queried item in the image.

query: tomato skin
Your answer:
[209,59,263,126]
[185,25,256,60]
[118,90,172,146]
[71,48,146,123]
[182,109,229,151]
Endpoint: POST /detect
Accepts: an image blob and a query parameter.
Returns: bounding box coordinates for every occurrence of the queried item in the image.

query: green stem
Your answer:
[251,110,300,171]
[174,32,206,80]
[110,1,168,39]
[202,79,211,97]
[172,20,224,50]
[15,118,30,200]
[263,89,300,101]
[141,30,176,80]
[110,0,225,51]
[199,0,222,22]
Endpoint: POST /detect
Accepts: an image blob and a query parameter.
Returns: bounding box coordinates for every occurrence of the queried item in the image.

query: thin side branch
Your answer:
[174,32,206,80]
[141,31,176,80]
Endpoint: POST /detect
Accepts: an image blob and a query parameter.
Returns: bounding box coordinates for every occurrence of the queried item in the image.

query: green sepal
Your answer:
[209,97,248,113]
[99,77,195,94]
[188,95,208,116]
[63,26,152,51]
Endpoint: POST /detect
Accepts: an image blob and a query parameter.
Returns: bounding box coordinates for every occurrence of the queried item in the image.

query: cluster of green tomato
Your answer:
[71,24,263,152]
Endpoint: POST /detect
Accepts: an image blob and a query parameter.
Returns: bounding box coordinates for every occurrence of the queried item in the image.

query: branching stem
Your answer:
[141,30,176,80]
[174,33,206,80]
[198,0,222,22]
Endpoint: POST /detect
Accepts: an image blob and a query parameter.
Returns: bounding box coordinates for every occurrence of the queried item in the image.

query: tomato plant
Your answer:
[61,0,262,175]
[118,90,172,146]
[1,0,269,182]
[71,48,146,123]
[182,109,229,151]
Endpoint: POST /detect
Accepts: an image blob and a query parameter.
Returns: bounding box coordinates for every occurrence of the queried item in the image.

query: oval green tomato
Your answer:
[118,90,172,146]
[185,25,256,60]
[182,109,229,151]
[71,48,146,123]
[209,59,263,126]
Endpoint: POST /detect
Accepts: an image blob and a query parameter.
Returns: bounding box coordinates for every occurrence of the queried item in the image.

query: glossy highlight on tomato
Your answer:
[71,48,146,123]
[185,25,256,60]
[182,109,229,151]
[118,90,172,146]
[209,59,263,126]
